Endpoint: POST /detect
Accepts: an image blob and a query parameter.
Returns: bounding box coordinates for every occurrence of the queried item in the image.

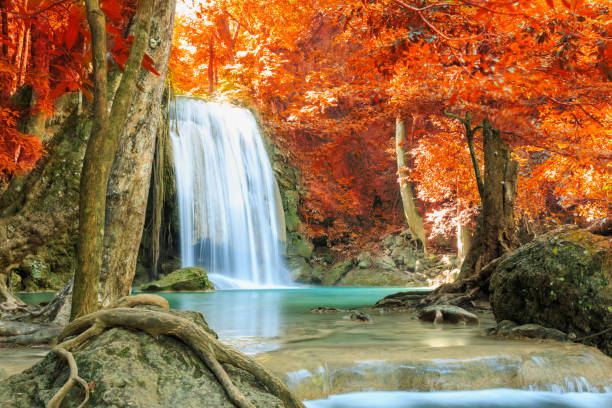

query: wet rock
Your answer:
[140,267,214,292]
[447,295,476,310]
[511,324,568,341]
[490,226,611,356]
[487,321,569,342]
[0,308,285,408]
[349,311,372,322]
[311,307,345,313]
[374,291,431,309]
[418,305,479,325]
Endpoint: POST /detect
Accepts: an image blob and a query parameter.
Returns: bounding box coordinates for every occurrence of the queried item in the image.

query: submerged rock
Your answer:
[418,305,479,325]
[311,307,346,313]
[348,311,372,322]
[140,267,214,292]
[487,321,569,342]
[0,308,286,408]
[489,226,611,355]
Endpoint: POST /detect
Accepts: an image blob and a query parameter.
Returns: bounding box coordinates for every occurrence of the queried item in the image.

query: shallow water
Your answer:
[304,389,612,408]
[11,288,612,403]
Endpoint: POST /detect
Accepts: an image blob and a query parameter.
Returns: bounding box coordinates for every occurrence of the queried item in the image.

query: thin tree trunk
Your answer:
[208,36,215,94]
[395,115,427,252]
[457,222,471,260]
[1,0,8,57]
[458,118,518,280]
[72,0,155,319]
[149,117,166,281]
[98,0,176,305]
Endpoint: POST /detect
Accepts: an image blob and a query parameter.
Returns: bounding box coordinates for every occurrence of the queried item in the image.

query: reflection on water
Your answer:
[152,287,410,353]
[15,288,612,401]
[304,389,612,408]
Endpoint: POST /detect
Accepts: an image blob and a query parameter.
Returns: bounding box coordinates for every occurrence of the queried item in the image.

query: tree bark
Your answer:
[395,116,427,252]
[1,0,8,58]
[72,0,156,319]
[457,222,471,260]
[98,0,176,306]
[208,36,215,94]
[459,118,518,280]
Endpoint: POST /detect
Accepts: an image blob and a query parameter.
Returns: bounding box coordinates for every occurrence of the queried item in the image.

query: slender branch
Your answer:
[444,111,484,199]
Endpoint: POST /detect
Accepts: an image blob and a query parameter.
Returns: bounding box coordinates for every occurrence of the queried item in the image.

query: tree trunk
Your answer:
[98,0,176,306]
[72,0,156,319]
[459,119,518,280]
[208,36,215,94]
[1,0,8,58]
[395,116,427,252]
[457,222,471,260]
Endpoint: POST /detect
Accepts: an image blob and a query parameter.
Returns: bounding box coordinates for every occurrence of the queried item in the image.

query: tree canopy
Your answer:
[170,0,610,252]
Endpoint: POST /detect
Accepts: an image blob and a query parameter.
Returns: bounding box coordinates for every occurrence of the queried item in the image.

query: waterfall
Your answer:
[170,96,291,289]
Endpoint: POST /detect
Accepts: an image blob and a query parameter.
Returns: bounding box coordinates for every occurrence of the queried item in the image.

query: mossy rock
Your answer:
[322,260,354,285]
[490,226,611,355]
[140,267,214,292]
[0,308,287,408]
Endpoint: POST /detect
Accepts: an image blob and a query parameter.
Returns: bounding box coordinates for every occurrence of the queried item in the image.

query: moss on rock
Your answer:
[490,226,611,355]
[140,267,214,292]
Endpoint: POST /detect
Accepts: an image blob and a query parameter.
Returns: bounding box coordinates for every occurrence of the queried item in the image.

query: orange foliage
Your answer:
[0,0,158,179]
[170,0,611,249]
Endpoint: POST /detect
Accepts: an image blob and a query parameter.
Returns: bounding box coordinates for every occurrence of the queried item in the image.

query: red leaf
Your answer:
[101,0,124,23]
[141,53,160,76]
[64,10,81,51]
[546,0,555,8]
[50,82,69,99]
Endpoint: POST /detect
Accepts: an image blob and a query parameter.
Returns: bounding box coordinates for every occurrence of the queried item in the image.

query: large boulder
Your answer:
[140,267,214,292]
[0,308,285,407]
[490,226,611,355]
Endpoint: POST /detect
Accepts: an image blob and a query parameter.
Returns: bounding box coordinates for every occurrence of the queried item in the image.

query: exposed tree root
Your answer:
[48,294,305,408]
[0,280,73,346]
[420,256,505,309]
[46,347,89,408]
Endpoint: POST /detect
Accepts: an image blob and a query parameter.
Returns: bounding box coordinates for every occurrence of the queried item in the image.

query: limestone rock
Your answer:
[0,309,285,408]
[489,226,611,355]
[287,237,314,259]
[376,255,396,270]
[418,305,479,325]
[289,256,313,282]
[357,252,372,269]
[322,260,354,285]
[140,267,214,292]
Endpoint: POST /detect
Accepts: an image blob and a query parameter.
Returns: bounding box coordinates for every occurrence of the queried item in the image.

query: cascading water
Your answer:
[170,96,291,289]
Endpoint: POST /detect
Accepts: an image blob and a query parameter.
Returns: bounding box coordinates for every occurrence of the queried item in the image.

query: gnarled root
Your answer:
[47,294,305,408]
[46,348,90,408]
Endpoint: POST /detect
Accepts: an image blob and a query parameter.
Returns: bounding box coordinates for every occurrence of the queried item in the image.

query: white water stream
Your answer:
[170,96,290,289]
